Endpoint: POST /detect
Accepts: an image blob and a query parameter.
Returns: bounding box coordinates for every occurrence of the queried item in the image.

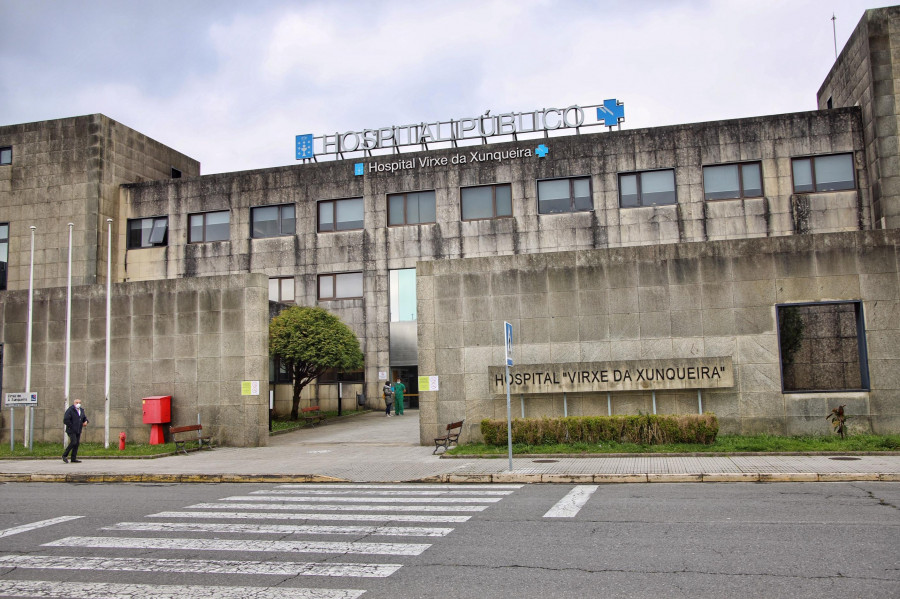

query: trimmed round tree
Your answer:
[269,306,364,420]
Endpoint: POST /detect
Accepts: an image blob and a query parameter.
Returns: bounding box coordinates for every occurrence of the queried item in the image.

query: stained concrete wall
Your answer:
[0,114,200,291]
[0,273,269,447]
[416,231,900,444]
[818,6,900,229]
[120,109,869,408]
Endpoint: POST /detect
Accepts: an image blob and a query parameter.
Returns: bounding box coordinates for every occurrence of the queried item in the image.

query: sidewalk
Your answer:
[2,410,899,484]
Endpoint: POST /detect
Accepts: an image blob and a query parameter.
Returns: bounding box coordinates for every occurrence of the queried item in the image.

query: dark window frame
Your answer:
[250,204,295,239]
[776,300,870,393]
[317,271,364,300]
[618,169,677,208]
[270,356,292,384]
[0,146,11,166]
[318,366,365,383]
[791,153,856,193]
[387,190,436,226]
[460,183,513,221]
[127,216,168,249]
[702,161,764,201]
[318,197,364,233]
[536,176,593,215]
[188,210,230,243]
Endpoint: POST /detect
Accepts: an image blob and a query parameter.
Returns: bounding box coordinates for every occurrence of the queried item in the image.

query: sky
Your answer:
[0,0,891,175]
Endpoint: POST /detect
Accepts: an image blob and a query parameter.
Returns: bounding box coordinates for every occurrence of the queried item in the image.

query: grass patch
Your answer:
[0,441,176,459]
[446,433,900,456]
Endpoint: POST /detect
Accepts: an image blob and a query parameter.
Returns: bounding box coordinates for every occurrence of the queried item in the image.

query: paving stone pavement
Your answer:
[2,410,899,483]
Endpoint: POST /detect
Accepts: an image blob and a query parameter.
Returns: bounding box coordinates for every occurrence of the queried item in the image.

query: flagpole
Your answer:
[104,218,112,448]
[64,223,73,445]
[25,226,36,450]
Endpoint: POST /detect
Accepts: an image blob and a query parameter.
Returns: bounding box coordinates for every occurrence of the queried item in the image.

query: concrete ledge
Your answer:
[541,474,596,483]
[594,474,649,483]
[647,473,704,483]
[818,472,880,482]
[702,473,761,482]
[879,472,900,481]
[759,472,819,482]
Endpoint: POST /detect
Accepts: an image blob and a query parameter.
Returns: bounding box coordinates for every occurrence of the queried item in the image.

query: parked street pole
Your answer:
[504,321,513,471]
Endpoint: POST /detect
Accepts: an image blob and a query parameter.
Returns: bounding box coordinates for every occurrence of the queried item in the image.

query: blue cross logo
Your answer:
[354,163,365,176]
[295,134,314,159]
[535,144,549,158]
[597,99,625,127]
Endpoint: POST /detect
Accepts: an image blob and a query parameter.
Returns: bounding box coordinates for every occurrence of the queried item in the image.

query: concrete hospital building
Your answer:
[1,6,899,447]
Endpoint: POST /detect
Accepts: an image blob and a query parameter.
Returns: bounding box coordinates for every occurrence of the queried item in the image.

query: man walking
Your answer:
[62,398,88,463]
[393,377,406,416]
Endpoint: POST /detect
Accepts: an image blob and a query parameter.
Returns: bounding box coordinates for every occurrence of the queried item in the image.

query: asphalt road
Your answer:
[0,482,898,598]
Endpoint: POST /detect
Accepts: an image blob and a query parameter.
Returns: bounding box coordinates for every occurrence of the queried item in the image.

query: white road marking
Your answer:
[46,535,431,556]
[0,579,364,599]
[0,554,401,578]
[224,495,500,504]
[190,502,487,512]
[151,510,471,523]
[0,516,82,539]
[276,484,522,489]
[267,488,515,495]
[543,485,599,518]
[105,521,453,537]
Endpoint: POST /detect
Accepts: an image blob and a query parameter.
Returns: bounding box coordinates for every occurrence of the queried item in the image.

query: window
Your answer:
[619,169,677,207]
[318,272,363,300]
[390,268,417,321]
[0,223,7,291]
[792,154,855,193]
[461,183,512,220]
[703,162,763,200]
[269,277,294,303]
[318,367,365,383]
[388,190,436,226]
[189,211,229,243]
[127,217,168,248]
[318,198,363,232]
[171,167,182,179]
[0,147,11,165]
[537,177,592,214]
[777,302,870,392]
[269,357,292,384]
[251,204,295,238]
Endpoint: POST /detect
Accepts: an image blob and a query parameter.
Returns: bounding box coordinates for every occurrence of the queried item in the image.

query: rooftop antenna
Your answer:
[832,13,837,59]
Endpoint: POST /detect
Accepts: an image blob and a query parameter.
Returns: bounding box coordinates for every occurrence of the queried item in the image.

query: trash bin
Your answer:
[142,395,172,445]
[356,392,366,407]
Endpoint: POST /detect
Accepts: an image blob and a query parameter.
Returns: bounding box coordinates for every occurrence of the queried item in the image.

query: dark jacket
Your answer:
[63,404,88,435]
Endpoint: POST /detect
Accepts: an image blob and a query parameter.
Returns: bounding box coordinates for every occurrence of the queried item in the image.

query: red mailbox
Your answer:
[142,396,172,445]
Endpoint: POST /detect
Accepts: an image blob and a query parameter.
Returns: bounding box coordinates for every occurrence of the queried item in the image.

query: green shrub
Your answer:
[481,413,718,446]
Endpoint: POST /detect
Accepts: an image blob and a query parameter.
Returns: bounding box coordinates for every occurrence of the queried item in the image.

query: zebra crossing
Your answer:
[0,483,522,597]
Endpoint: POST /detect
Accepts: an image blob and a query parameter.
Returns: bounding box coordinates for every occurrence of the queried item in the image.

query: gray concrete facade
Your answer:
[0,273,270,447]
[416,230,900,444]
[818,6,900,229]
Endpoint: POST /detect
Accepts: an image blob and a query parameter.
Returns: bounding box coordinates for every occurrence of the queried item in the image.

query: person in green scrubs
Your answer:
[393,378,406,415]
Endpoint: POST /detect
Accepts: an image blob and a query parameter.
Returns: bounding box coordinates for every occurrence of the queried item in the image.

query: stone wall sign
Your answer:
[489,357,734,395]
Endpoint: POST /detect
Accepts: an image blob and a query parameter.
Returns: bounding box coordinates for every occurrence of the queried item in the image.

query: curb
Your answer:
[2,472,897,484]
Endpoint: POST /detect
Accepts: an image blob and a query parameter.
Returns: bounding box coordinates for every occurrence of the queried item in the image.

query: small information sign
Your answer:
[4,392,37,407]
[241,381,260,396]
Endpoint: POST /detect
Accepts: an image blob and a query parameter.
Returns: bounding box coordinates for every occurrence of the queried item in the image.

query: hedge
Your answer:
[480,413,718,446]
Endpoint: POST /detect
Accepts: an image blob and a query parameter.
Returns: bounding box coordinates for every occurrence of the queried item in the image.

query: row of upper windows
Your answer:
[127,153,856,247]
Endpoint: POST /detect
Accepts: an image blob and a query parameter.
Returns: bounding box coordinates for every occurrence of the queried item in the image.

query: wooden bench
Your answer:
[301,405,327,427]
[433,420,464,454]
[170,424,212,455]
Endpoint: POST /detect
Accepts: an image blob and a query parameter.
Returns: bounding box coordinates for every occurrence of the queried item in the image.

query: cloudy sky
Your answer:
[0,0,888,174]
